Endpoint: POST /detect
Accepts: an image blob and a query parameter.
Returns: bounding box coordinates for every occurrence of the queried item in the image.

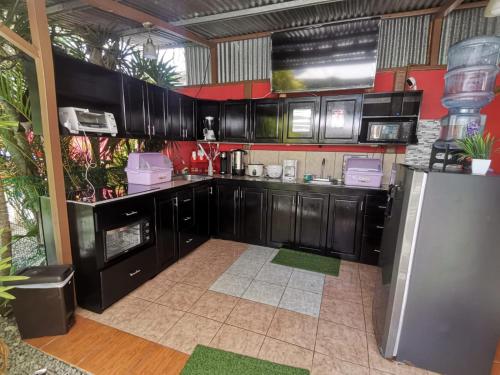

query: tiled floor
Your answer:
[76,239,438,374]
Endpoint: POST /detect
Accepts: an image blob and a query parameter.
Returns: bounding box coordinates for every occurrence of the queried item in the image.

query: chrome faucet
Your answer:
[320,158,326,179]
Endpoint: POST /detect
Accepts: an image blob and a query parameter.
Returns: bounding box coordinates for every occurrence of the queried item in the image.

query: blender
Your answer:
[202,116,216,141]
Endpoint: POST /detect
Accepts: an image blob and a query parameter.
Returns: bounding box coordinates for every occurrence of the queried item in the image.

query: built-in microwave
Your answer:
[58,107,118,136]
[361,120,417,143]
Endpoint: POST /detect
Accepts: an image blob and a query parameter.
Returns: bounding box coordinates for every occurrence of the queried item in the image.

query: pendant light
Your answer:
[142,22,158,60]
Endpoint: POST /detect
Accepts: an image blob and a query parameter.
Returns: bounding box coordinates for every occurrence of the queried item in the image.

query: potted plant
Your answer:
[457,132,498,175]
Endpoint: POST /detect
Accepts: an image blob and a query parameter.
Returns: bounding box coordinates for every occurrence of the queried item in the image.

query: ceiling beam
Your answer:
[433,0,465,19]
[0,22,39,58]
[171,0,343,26]
[80,0,215,48]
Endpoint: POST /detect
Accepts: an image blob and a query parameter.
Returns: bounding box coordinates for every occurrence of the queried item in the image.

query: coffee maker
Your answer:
[202,116,216,141]
[220,152,230,175]
[231,149,246,176]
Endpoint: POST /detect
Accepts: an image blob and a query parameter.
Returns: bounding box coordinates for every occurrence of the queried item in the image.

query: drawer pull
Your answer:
[124,211,138,217]
[185,238,193,244]
[378,205,387,209]
[183,216,192,222]
[373,249,381,253]
[183,198,192,203]
[376,225,385,229]
[129,269,142,277]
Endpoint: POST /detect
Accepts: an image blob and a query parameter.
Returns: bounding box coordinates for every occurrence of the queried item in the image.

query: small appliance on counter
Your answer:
[344,158,383,188]
[58,107,118,136]
[202,116,216,141]
[125,152,173,185]
[231,149,247,176]
[220,152,230,175]
[246,163,264,177]
[266,164,283,179]
[282,159,298,182]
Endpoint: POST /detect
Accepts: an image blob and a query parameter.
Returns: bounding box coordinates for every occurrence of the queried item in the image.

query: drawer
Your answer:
[179,232,204,258]
[363,216,385,238]
[364,194,388,216]
[95,196,154,230]
[178,190,194,229]
[360,236,382,266]
[100,246,155,309]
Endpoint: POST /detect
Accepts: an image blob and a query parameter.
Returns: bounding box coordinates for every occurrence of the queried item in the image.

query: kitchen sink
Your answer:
[174,174,212,181]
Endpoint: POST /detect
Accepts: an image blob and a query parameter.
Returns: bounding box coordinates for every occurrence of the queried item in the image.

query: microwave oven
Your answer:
[58,107,118,136]
[363,121,416,143]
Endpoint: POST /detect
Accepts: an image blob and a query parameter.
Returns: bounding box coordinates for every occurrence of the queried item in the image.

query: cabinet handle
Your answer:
[209,186,213,195]
[129,269,142,277]
[124,211,138,216]
[360,201,364,212]
[173,197,178,207]
[185,238,193,244]
[373,249,381,253]
[183,216,192,221]
[378,205,387,209]
[183,198,192,203]
[376,225,384,229]
[152,125,155,136]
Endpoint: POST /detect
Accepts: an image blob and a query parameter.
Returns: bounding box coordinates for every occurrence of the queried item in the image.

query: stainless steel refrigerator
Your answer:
[373,165,500,375]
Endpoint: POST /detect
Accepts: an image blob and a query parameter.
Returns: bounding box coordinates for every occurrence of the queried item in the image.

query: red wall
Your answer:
[175,69,500,173]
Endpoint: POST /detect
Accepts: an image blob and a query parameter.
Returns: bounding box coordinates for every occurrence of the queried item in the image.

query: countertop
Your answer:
[67,174,388,206]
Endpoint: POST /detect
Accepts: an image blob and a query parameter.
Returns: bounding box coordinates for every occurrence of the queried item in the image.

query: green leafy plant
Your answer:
[0,233,28,301]
[457,132,498,161]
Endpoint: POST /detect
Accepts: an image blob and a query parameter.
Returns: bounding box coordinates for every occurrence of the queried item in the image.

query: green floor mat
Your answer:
[181,345,309,375]
[271,248,340,276]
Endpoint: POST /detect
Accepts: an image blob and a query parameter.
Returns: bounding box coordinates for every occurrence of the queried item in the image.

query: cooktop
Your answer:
[66,184,160,203]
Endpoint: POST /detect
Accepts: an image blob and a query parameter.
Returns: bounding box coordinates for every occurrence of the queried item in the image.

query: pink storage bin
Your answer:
[344,158,383,188]
[125,152,172,185]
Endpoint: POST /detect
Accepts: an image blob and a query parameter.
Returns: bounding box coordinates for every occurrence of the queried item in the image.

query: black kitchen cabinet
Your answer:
[326,194,364,260]
[181,95,196,140]
[194,184,211,238]
[156,196,178,271]
[295,192,329,254]
[167,90,195,140]
[197,100,221,141]
[283,97,320,143]
[240,187,267,245]
[122,75,147,137]
[252,100,282,143]
[360,194,387,265]
[319,95,362,144]
[216,183,240,240]
[221,101,251,142]
[147,84,167,137]
[267,190,296,248]
[177,189,198,257]
[362,91,422,118]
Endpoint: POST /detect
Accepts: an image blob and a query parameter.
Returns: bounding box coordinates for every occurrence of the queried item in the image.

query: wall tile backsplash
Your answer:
[248,149,401,184]
[405,120,441,167]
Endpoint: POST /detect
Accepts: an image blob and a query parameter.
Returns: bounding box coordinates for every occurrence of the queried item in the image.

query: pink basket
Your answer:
[125,152,172,185]
[344,158,383,188]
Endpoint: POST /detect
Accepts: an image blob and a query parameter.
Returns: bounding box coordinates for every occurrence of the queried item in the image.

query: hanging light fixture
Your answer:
[142,22,158,60]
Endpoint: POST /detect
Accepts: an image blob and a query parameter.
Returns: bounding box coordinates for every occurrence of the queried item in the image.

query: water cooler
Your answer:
[429,36,500,171]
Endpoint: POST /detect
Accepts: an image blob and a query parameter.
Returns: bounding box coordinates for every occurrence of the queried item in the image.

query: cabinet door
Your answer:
[402,91,422,116]
[197,100,220,140]
[327,195,364,260]
[362,92,404,117]
[167,90,182,140]
[319,95,362,144]
[194,184,211,239]
[267,190,296,248]
[295,192,329,254]
[147,84,166,137]
[240,187,267,245]
[122,76,147,137]
[181,95,195,140]
[252,100,282,143]
[216,184,240,240]
[221,101,250,142]
[283,97,320,143]
[157,197,178,271]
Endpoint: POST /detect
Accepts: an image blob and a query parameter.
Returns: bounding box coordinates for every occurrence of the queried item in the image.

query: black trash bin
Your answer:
[6,265,75,339]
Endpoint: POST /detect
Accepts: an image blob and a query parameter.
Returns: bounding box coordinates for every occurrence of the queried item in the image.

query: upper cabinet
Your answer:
[362,91,422,118]
[197,100,221,141]
[252,99,282,143]
[283,97,320,144]
[146,83,167,137]
[122,75,147,137]
[221,101,251,142]
[319,95,362,144]
[167,90,195,141]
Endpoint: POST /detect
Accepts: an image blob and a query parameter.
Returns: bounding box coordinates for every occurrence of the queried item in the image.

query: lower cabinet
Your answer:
[295,192,329,254]
[156,195,178,271]
[216,183,240,240]
[326,194,364,260]
[360,194,387,265]
[267,190,296,248]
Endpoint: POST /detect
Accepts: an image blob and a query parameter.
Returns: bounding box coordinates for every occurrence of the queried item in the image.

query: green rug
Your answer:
[271,248,340,276]
[181,345,309,375]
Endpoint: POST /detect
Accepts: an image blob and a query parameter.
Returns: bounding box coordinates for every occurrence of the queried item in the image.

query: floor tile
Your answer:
[99,296,152,326]
[181,269,221,290]
[364,305,374,333]
[189,291,239,322]
[320,295,365,330]
[316,319,369,367]
[312,352,370,375]
[242,245,276,260]
[255,263,293,286]
[287,269,325,293]
[156,283,205,311]
[157,262,196,282]
[159,313,222,354]
[225,257,265,278]
[209,272,253,297]
[115,303,185,342]
[267,308,318,350]
[279,287,322,317]
[258,337,314,370]
[323,276,363,304]
[129,277,175,302]
[226,299,276,335]
[242,280,285,306]
[362,285,375,308]
[210,324,265,357]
